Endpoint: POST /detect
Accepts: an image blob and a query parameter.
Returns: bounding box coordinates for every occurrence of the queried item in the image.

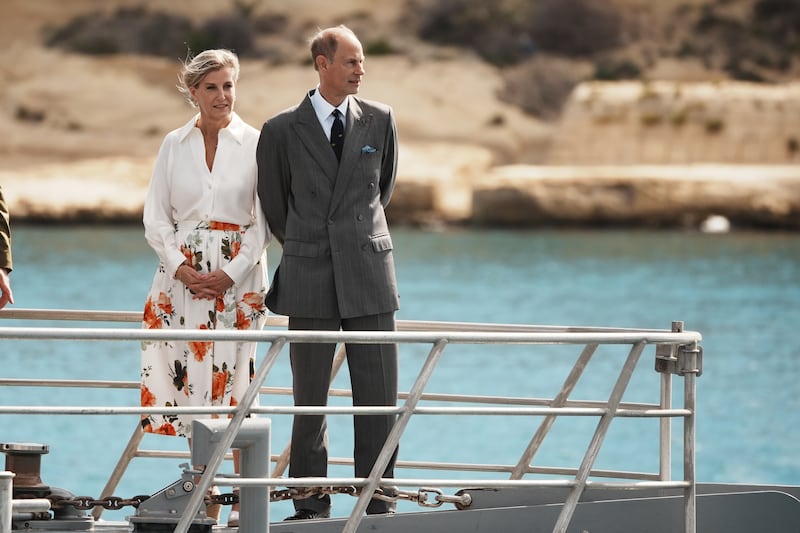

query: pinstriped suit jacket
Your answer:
[0,185,11,271]
[256,92,400,319]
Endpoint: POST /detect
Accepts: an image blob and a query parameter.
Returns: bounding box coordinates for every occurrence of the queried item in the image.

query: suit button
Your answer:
[361,244,368,250]
[327,219,334,225]
[357,214,364,221]
[368,182,375,189]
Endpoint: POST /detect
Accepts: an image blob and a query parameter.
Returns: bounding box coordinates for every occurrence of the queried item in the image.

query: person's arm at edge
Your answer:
[0,185,14,309]
[379,107,399,208]
[256,119,289,246]
[143,136,189,278]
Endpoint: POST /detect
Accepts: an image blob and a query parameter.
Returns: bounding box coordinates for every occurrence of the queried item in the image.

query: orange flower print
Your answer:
[143,297,162,329]
[216,296,225,313]
[141,385,156,407]
[228,396,239,419]
[189,324,212,362]
[153,423,177,436]
[229,240,241,259]
[235,307,251,330]
[212,368,229,401]
[180,244,198,268]
[242,292,264,311]
[156,292,173,316]
[210,221,240,231]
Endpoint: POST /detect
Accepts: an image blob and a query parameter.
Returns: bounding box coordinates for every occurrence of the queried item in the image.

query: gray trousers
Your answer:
[288,312,399,514]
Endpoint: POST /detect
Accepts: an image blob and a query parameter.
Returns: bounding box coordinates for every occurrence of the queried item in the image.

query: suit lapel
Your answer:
[292,96,338,182]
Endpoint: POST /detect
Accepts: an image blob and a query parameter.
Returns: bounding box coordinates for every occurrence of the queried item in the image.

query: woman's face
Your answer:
[190,67,236,123]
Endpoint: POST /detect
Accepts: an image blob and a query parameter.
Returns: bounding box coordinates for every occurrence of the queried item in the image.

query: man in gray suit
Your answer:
[256,25,399,520]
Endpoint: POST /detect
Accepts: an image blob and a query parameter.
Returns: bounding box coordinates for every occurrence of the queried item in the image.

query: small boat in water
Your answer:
[1,308,798,533]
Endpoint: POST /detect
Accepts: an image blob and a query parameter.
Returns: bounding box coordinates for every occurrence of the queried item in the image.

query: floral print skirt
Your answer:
[140,221,268,438]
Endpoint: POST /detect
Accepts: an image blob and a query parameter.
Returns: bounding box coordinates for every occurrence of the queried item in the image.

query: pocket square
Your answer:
[361,145,377,153]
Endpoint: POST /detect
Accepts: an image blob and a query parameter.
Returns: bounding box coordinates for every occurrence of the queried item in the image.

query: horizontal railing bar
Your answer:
[0,405,690,417]
[331,458,663,481]
[0,379,661,411]
[0,326,702,345]
[127,450,664,482]
[0,379,138,389]
[213,476,690,490]
[0,308,680,335]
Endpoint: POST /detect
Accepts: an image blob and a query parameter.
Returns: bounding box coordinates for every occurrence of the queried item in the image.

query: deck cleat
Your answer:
[128,464,215,533]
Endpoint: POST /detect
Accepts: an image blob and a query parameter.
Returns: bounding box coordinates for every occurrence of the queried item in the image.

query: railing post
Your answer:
[658,321,684,481]
[192,418,271,533]
[0,471,13,533]
[683,340,699,533]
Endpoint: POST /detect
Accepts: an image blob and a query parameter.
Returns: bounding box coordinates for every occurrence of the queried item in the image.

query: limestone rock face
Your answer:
[549,81,800,166]
[471,165,800,229]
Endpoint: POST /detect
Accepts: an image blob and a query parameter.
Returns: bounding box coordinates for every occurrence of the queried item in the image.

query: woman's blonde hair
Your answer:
[177,49,240,107]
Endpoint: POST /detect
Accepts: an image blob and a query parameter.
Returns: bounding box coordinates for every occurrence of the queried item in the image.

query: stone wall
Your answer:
[548,81,800,165]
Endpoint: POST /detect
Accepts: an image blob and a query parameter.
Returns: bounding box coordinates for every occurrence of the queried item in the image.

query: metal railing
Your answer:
[0,308,702,533]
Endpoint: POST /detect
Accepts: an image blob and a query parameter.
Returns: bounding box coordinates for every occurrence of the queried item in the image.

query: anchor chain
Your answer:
[44,486,472,511]
[47,494,150,511]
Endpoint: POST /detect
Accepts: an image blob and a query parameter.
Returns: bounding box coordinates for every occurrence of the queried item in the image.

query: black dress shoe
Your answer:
[284,508,331,521]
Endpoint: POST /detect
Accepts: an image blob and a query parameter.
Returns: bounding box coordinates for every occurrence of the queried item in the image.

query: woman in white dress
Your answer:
[139,49,269,525]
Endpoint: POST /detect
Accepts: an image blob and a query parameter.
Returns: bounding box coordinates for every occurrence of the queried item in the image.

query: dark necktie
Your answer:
[330,109,344,162]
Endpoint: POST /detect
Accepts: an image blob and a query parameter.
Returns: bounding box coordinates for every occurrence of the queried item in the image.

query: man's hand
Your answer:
[0,268,13,309]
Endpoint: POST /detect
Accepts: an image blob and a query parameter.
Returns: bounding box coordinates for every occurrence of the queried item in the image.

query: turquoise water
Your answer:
[1,226,799,520]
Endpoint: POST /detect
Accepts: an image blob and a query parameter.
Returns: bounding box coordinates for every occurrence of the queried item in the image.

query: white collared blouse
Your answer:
[143,112,270,285]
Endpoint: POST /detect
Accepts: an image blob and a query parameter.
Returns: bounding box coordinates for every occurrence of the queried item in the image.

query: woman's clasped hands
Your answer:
[176,264,234,300]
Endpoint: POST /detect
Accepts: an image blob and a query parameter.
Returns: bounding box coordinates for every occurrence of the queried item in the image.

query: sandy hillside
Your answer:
[0,0,551,220]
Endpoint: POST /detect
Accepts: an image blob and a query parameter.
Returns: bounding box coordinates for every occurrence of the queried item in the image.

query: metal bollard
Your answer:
[192,419,271,533]
[1,471,13,533]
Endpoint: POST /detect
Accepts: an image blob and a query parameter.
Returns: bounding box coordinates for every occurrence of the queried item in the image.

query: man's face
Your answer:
[319,33,365,106]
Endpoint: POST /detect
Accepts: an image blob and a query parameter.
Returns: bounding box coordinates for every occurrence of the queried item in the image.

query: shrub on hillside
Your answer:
[44,7,192,57]
[499,55,592,120]
[528,0,625,57]
[412,0,533,66]
[752,0,800,54]
[44,7,257,58]
[411,0,626,66]
[188,15,257,57]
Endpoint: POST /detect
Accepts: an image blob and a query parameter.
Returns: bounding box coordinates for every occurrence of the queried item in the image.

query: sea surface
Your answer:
[1,225,798,521]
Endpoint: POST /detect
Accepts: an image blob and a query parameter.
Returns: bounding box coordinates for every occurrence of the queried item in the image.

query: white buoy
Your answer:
[700,215,731,234]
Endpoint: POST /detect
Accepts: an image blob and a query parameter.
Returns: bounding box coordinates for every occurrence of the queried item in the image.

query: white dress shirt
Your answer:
[310,87,349,139]
[143,112,270,285]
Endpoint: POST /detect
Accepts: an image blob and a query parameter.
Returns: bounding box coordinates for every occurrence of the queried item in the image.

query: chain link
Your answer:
[48,494,151,511]
[45,486,471,511]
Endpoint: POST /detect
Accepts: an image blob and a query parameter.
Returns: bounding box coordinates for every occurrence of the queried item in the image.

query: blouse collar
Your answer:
[176,112,246,144]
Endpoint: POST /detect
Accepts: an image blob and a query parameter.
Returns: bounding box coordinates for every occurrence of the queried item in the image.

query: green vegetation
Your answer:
[41,1,799,121]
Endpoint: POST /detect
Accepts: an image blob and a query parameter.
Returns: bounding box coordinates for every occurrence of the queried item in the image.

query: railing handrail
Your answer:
[0,308,700,533]
[0,324,701,345]
[0,307,695,335]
